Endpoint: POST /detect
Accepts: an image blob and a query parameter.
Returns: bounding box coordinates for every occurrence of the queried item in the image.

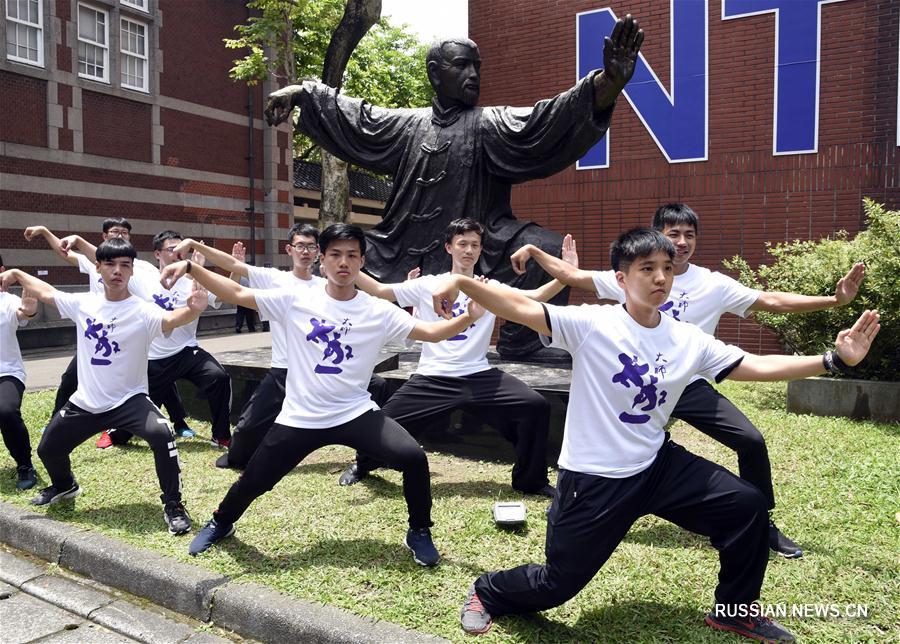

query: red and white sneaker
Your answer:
[95,431,113,450]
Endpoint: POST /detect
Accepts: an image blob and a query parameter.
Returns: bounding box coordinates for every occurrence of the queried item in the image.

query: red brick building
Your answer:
[470,0,899,353]
[1,0,294,282]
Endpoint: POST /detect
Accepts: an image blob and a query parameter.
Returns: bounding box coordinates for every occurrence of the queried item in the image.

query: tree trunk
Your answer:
[317,0,381,228]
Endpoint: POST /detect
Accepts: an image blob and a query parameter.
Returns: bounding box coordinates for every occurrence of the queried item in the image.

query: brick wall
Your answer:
[470,0,900,353]
[82,91,153,162]
[0,71,47,147]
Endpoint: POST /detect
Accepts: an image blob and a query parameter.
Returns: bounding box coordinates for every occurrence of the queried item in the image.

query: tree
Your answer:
[226,0,433,227]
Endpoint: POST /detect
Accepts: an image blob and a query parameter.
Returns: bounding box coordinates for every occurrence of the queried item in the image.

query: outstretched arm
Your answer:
[355,271,400,302]
[161,279,206,334]
[23,226,80,267]
[408,300,486,342]
[160,260,257,310]
[729,310,880,381]
[750,263,866,313]
[432,275,550,337]
[593,14,644,111]
[0,270,60,308]
[173,238,249,280]
[511,235,598,294]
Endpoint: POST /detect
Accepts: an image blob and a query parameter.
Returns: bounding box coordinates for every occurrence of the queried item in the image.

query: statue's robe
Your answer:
[296,71,614,286]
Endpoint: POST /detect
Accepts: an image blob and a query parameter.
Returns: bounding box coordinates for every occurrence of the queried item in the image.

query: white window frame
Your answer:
[5,0,44,67]
[77,3,109,83]
[120,0,147,12]
[119,16,148,92]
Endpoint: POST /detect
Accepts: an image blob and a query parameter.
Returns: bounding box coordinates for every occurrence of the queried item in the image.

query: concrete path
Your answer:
[0,544,236,644]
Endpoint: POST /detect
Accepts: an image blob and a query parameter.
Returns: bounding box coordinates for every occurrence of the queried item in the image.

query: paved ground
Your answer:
[22,331,272,392]
[0,544,238,644]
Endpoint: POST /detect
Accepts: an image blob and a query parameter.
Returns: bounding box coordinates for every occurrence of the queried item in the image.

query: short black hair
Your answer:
[319,223,366,255]
[288,223,319,245]
[152,230,182,251]
[0,253,4,267]
[443,218,483,245]
[102,218,132,233]
[651,203,699,233]
[96,238,137,262]
[610,228,675,272]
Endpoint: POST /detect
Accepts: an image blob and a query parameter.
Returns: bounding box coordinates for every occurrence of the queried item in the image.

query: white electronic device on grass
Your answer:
[492,501,526,526]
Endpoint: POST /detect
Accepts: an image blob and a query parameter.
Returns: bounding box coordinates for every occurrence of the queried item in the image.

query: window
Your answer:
[120,0,147,11]
[6,0,43,67]
[77,3,109,82]
[120,17,147,91]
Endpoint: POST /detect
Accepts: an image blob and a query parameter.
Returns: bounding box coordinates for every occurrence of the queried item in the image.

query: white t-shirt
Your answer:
[247,266,325,369]
[256,287,416,429]
[125,271,220,360]
[393,273,501,377]
[0,293,27,384]
[53,292,166,413]
[591,263,761,335]
[74,252,157,299]
[542,303,745,478]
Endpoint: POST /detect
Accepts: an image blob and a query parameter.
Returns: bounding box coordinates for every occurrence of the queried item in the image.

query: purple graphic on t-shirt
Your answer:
[152,293,175,311]
[447,300,476,341]
[660,290,689,321]
[612,353,668,424]
[306,317,353,374]
[84,317,122,366]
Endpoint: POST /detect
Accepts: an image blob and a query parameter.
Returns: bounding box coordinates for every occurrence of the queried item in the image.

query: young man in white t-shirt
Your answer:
[436,228,879,642]
[0,254,39,491]
[170,223,378,471]
[160,224,485,566]
[509,203,865,559]
[23,220,189,439]
[0,238,209,535]
[338,218,573,496]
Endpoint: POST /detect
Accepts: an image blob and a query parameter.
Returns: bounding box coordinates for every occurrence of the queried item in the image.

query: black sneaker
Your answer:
[706,606,795,642]
[460,584,493,635]
[404,527,440,566]
[163,501,192,535]
[189,517,235,556]
[769,520,802,558]
[31,483,81,506]
[15,466,37,491]
[214,453,242,470]
[338,462,368,486]
[526,483,556,498]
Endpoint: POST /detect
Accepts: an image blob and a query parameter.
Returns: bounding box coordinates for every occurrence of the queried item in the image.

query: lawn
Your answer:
[1,382,897,643]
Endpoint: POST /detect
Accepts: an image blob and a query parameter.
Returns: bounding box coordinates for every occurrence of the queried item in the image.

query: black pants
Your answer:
[474,439,769,616]
[214,410,431,528]
[0,376,32,468]
[38,394,182,504]
[53,356,187,427]
[671,380,774,509]
[146,346,231,441]
[51,357,78,417]
[235,305,257,332]
[356,369,550,493]
[226,371,389,469]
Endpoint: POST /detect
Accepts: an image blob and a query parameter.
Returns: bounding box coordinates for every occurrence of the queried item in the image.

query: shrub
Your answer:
[724,198,899,381]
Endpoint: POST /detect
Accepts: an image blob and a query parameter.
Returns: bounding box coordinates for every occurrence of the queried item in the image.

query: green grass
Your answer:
[2,383,898,643]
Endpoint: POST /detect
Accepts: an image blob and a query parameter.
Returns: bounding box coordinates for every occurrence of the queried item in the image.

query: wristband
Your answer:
[831,350,850,372]
[822,350,842,376]
[185,260,192,274]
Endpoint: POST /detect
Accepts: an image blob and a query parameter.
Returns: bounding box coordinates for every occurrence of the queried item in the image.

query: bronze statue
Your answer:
[266,15,644,358]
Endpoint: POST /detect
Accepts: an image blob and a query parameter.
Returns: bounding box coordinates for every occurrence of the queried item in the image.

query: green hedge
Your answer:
[724,198,899,381]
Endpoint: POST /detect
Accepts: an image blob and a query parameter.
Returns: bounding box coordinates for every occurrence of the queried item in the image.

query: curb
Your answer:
[0,501,448,644]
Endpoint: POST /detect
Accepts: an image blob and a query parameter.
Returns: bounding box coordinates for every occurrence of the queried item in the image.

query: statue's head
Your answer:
[426,37,481,107]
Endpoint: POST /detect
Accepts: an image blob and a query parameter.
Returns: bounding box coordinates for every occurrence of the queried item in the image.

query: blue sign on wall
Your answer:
[576,0,851,168]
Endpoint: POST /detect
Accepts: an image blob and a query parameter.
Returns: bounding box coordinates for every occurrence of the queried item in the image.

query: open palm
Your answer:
[834,310,880,366]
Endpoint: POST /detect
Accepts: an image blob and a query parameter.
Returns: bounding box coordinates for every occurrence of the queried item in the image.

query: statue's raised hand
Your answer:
[264,85,303,127]
[594,14,644,109]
